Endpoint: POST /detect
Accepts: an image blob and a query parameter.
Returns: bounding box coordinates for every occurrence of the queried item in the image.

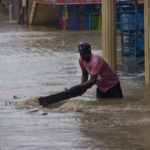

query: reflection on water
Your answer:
[0,21,149,150]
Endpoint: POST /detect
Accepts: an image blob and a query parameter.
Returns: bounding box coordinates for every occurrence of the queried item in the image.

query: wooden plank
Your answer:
[39,90,83,106]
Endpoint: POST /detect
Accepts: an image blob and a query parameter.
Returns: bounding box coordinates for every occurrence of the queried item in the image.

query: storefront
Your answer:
[34,0,144,31]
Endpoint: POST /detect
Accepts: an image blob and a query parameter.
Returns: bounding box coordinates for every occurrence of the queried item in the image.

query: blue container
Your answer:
[122,13,144,31]
[122,36,135,56]
[122,35,144,56]
[68,5,79,30]
[122,13,135,31]
[138,13,144,30]
[137,35,144,55]
[132,13,144,31]
[131,35,144,55]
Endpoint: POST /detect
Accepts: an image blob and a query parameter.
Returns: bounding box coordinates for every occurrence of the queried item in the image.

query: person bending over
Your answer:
[69,42,123,98]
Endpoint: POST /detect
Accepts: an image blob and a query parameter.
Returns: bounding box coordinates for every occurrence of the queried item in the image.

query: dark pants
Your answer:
[96,82,123,99]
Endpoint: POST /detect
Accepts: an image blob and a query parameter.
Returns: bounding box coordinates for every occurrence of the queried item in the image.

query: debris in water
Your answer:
[28,108,39,113]
[109,124,128,128]
[13,95,21,99]
[109,125,117,128]
[39,113,48,116]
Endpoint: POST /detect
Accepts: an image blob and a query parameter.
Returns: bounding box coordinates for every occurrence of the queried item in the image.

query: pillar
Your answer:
[102,0,117,73]
[22,0,27,7]
[144,0,150,84]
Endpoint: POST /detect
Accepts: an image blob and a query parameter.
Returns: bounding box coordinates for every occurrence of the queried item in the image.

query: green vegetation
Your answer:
[5,101,17,106]
[5,95,21,106]
[13,95,21,99]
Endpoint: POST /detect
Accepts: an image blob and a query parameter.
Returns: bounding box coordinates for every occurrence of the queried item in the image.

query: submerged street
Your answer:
[0,21,150,150]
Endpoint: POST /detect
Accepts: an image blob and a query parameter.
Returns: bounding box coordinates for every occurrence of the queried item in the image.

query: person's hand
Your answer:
[69,86,87,96]
[79,88,87,96]
[69,86,78,94]
[67,86,79,98]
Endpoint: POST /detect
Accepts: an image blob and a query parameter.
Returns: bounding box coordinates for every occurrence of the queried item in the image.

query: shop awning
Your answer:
[34,0,101,4]
[34,0,144,4]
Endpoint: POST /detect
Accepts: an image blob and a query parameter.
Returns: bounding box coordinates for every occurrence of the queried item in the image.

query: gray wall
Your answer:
[12,0,19,20]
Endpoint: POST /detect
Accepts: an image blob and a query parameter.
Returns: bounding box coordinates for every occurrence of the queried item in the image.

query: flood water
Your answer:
[0,21,150,150]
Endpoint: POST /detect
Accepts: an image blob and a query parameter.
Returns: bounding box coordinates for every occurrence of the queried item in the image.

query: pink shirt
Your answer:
[79,53,119,93]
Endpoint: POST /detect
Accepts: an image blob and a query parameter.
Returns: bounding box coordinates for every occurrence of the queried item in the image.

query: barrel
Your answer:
[122,35,144,56]
[122,13,135,31]
[138,13,144,30]
[122,13,144,31]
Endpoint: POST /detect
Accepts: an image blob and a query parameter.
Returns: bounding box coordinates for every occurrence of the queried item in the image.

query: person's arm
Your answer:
[69,74,98,94]
[81,71,88,83]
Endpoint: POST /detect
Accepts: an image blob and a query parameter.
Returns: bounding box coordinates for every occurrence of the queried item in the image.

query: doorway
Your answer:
[90,14,102,30]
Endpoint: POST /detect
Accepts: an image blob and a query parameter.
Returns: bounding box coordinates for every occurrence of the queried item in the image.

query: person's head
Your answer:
[76,42,91,63]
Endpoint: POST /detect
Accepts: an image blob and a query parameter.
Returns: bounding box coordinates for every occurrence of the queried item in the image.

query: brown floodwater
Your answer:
[0,21,149,150]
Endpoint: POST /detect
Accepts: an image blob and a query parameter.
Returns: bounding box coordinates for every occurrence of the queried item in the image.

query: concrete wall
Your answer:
[12,0,19,20]
[0,2,9,21]
[32,3,61,26]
